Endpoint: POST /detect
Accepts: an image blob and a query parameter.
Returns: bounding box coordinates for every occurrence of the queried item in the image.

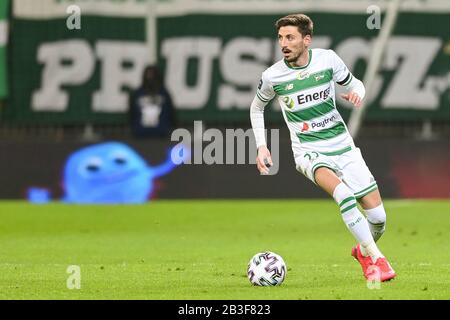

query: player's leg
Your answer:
[295,152,379,256]
[295,152,393,280]
[315,167,384,264]
[358,191,395,281]
[358,189,386,243]
[338,147,396,281]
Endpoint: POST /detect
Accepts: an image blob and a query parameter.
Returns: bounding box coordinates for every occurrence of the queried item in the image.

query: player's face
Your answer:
[278,26,310,63]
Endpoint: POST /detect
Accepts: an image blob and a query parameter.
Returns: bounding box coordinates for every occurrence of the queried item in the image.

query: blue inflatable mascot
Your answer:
[28,142,188,204]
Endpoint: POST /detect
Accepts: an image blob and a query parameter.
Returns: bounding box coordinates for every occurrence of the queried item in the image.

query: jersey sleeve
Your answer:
[329,50,353,86]
[255,71,276,103]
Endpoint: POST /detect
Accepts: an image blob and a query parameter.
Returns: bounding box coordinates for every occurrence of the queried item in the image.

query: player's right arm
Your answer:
[250,72,276,175]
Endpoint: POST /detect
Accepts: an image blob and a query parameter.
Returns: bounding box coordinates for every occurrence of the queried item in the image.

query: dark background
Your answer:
[1,130,448,200]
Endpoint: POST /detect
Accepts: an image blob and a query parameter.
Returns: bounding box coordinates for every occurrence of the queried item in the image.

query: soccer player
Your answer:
[250,14,396,282]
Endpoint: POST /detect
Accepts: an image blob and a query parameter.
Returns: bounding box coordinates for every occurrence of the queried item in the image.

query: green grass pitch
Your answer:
[0,200,449,300]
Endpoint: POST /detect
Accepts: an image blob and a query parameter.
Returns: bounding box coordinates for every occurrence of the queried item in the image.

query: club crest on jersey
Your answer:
[297,71,309,80]
[314,73,325,81]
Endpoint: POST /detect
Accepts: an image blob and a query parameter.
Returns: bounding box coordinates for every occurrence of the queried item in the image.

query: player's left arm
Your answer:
[340,76,365,107]
[330,49,366,107]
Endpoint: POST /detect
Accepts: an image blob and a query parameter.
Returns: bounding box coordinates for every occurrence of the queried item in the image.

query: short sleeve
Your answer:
[330,50,352,86]
[256,72,276,103]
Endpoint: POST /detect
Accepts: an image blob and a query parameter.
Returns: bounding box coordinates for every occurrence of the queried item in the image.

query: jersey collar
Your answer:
[284,49,312,70]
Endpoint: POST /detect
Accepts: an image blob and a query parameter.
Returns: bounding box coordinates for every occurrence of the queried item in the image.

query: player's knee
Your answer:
[316,168,342,196]
[358,189,382,208]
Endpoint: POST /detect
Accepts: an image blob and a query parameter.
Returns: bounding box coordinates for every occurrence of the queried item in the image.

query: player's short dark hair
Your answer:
[275,14,314,37]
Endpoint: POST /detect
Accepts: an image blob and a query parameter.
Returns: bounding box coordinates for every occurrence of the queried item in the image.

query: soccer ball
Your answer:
[247,251,287,286]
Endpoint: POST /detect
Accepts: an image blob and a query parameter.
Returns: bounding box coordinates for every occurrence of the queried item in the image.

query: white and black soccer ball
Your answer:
[247,251,287,286]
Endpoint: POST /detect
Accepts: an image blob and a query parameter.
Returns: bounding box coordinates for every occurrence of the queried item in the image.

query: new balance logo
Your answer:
[285,83,294,91]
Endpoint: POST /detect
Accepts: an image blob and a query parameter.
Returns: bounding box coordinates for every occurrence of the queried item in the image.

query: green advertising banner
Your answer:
[8,0,148,124]
[0,0,8,99]
[4,0,450,124]
[158,11,450,123]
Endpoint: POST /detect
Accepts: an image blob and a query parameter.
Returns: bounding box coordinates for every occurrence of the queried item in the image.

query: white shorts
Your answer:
[294,146,378,199]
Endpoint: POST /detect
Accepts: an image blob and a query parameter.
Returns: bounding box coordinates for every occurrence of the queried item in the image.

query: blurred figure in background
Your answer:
[129,65,176,138]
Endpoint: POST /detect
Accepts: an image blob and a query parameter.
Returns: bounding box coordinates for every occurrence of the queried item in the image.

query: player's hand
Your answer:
[341,92,362,107]
[256,145,273,175]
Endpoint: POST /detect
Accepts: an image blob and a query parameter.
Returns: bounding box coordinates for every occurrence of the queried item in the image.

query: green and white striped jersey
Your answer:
[256,48,356,156]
